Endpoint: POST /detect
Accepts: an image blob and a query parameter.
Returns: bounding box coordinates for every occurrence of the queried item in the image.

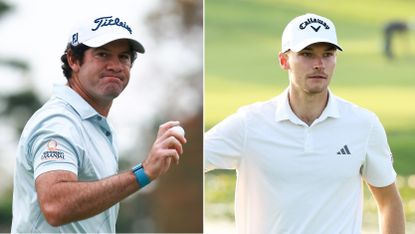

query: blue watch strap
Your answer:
[132,163,151,188]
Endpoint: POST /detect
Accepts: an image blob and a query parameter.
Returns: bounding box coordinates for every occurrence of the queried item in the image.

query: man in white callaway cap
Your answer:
[12,15,186,233]
[205,13,405,233]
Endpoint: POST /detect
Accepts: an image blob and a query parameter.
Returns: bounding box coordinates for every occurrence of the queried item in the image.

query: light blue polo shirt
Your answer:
[12,84,120,233]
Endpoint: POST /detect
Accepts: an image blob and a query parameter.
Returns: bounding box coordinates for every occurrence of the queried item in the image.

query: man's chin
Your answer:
[102,86,124,99]
[305,87,328,95]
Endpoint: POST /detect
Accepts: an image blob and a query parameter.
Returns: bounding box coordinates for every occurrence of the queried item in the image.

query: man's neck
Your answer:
[288,88,329,126]
[67,82,112,117]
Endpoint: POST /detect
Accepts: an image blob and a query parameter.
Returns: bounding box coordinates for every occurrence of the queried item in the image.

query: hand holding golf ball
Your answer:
[141,121,187,180]
[170,125,185,137]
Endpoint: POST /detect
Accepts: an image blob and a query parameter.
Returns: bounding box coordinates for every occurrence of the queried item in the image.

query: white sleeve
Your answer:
[361,115,396,187]
[205,111,246,172]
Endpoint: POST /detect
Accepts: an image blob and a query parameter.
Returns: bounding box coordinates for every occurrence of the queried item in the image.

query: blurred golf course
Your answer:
[205,0,415,232]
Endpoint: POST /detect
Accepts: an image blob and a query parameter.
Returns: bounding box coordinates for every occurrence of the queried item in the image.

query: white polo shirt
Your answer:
[12,85,120,233]
[205,89,396,234]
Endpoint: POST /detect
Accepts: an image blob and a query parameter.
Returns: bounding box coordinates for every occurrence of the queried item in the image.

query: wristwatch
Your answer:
[131,163,151,188]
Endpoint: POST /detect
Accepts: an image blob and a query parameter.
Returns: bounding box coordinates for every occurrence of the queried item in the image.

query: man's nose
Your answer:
[313,57,324,70]
[106,57,123,72]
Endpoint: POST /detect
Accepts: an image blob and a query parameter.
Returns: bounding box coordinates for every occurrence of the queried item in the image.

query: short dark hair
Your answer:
[60,42,138,80]
[60,44,89,79]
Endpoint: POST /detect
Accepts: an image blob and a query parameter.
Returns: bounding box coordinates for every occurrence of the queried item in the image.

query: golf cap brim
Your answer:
[289,38,343,52]
[82,33,145,53]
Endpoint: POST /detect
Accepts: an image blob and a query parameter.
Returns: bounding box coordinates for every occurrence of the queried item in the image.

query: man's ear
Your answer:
[67,50,80,73]
[278,52,289,70]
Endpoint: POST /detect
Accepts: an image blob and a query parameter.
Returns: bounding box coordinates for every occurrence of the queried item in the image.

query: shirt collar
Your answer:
[274,88,340,124]
[53,84,101,120]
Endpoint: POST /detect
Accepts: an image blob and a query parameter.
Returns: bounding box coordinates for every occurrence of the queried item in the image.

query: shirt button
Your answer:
[105,131,111,137]
[97,116,102,121]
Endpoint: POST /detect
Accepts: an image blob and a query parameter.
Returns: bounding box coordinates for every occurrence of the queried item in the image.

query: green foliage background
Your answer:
[205,0,415,232]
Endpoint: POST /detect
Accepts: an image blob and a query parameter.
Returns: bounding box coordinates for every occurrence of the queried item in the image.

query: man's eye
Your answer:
[97,52,108,57]
[301,52,312,57]
[323,52,334,57]
[120,54,131,60]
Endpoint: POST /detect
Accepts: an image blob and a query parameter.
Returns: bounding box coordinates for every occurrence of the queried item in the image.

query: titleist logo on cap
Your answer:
[91,16,132,34]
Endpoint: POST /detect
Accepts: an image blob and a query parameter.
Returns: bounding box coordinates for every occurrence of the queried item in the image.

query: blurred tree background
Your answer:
[0,1,43,231]
[0,0,203,233]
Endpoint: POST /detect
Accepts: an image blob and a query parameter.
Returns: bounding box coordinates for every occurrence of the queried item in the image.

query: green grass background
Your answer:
[205,0,415,232]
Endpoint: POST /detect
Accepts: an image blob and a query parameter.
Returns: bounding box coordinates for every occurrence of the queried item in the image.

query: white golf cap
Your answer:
[68,15,145,53]
[281,13,342,53]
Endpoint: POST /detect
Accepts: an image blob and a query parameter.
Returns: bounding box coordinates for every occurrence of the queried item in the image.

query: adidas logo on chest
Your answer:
[337,145,351,155]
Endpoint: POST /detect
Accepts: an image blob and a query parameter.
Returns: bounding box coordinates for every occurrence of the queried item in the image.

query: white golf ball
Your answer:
[170,126,185,137]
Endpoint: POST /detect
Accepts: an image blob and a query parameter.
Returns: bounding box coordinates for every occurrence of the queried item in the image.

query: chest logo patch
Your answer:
[41,140,65,161]
[337,145,351,155]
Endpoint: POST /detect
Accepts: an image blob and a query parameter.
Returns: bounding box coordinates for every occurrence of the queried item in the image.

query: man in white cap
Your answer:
[12,15,186,233]
[205,13,405,233]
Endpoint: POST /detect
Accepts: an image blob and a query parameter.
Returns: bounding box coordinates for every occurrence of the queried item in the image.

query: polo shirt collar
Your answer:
[53,84,100,120]
[275,89,298,123]
[274,88,340,124]
[319,89,340,121]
